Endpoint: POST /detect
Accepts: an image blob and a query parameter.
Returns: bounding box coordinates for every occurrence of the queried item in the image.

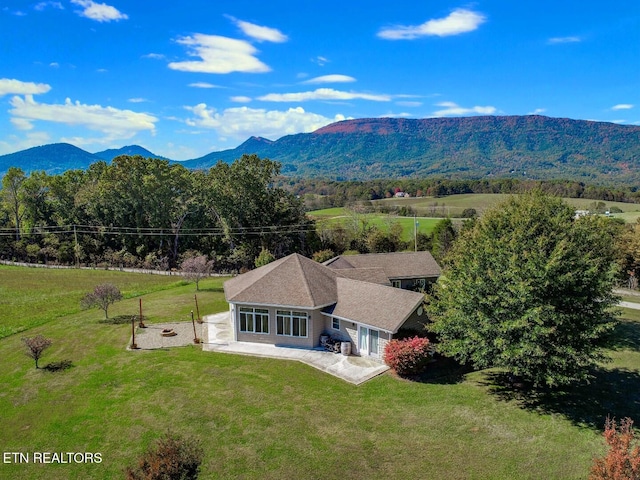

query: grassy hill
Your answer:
[2,266,639,478]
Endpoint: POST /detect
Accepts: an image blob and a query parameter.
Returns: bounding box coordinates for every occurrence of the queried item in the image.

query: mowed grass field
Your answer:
[1,266,639,479]
[308,194,640,244]
[308,208,444,242]
[370,194,640,222]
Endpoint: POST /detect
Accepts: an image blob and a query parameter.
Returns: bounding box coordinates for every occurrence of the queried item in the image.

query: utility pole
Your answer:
[74,225,79,268]
[414,214,418,252]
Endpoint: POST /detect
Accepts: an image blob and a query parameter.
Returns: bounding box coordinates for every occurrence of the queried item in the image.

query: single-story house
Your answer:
[323,251,441,291]
[223,252,438,358]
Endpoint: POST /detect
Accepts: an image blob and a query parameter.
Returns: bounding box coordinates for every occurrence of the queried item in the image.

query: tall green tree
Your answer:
[430,217,457,261]
[1,167,27,240]
[205,154,311,264]
[429,192,620,387]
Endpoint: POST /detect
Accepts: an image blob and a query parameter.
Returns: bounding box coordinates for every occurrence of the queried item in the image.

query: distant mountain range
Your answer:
[2,115,640,184]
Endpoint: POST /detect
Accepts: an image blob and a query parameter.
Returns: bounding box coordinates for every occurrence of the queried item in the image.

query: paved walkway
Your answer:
[201,312,389,385]
[620,301,640,310]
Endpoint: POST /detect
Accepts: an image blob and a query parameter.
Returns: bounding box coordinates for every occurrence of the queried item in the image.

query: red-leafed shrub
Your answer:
[383,336,433,376]
[126,432,203,480]
[590,417,640,480]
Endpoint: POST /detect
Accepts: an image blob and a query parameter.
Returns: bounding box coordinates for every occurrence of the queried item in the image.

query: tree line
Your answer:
[285,177,640,210]
[2,154,640,281]
[0,154,314,271]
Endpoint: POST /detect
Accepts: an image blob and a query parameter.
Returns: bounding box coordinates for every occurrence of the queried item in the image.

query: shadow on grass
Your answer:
[195,286,224,293]
[43,360,73,372]
[403,355,475,385]
[483,367,640,430]
[99,315,148,325]
[606,319,640,351]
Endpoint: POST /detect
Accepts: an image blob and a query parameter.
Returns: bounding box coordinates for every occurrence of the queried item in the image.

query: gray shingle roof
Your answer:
[333,267,391,286]
[324,251,441,280]
[224,253,428,332]
[224,253,337,307]
[329,277,424,332]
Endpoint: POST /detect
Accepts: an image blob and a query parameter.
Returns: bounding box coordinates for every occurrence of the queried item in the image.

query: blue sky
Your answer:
[1,1,638,159]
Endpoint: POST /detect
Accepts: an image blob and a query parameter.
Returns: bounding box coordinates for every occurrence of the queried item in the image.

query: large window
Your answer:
[239,307,269,334]
[276,310,308,337]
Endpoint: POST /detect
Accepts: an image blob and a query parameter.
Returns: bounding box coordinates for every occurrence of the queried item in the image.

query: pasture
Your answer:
[0,266,638,479]
[308,207,444,242]
[371,193,640,221]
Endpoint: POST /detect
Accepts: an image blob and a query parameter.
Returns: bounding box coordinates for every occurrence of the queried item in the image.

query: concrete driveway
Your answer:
[201,312,389,385]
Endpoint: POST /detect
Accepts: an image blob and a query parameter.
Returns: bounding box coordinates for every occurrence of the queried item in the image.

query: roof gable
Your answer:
[224,253,337,308]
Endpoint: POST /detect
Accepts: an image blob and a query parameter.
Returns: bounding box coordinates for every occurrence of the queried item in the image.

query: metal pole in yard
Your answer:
[131,316,137,349]
[191,310,199,344]
[139,298,145,328]
[194,294,201,323]
[414,213,418,252]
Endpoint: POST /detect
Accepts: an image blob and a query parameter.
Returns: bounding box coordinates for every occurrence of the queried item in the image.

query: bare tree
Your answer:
[22,335,52,369]
[181,255,214,291]
[81,283,123,319]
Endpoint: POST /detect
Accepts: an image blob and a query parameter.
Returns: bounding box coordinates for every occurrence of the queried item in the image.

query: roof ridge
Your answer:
[297,253,338,306]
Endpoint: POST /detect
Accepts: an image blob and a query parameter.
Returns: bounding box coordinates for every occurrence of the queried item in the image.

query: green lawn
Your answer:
[1,267,639,479]
[0,265,183,339]
[308,208,444,242]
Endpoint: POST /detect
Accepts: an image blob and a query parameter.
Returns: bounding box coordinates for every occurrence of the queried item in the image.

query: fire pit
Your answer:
[161,328,177,337]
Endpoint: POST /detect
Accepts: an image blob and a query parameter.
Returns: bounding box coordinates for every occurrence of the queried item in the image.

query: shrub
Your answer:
[312,249,335,263]
[254,248,275,268]
[589,417,640,480]
[461,208,477,218]
[384,336,434,376]
[125,432,203,480]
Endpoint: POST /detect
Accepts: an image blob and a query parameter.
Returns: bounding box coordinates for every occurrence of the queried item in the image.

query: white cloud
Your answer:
[142,53,165,60]
[302,74,356,84]
[258,88,390,102]
[184,104,347,140]
[529,108,546,115]
[169,34,270,74]
[34,2,63,11]
[228,17,288,43]
[312,56,329,66]
[128,98,148,103]
[49,62,59,68]
[432,101,496,116]
[71,0,127,22]
[0,78,51,96]
[9,95,157,139]
[547,36,581,44]
[612,104,634,110]
[188,82,222,89]
[230,96,252,103]
[378,8,486,40]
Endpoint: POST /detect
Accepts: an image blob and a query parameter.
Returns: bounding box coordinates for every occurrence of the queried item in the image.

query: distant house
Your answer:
[394,191,410,198]
[223,252,438,358]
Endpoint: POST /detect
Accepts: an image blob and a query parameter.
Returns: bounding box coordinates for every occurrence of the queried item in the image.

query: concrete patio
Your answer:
[201,312,389,385]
